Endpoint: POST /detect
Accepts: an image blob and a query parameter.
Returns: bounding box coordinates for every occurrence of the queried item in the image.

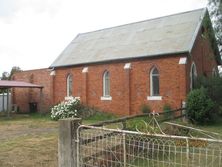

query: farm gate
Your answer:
[58,110,222,167]
[77,125,222,167]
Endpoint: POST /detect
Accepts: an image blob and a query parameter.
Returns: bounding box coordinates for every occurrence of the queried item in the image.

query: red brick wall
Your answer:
[53,67,83,103]
[53,54,187,115]
[186,29,218,93]
[12,69,53,113]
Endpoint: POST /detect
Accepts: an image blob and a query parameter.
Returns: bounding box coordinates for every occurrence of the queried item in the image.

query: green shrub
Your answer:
[163,104,171,111]
[218,106,222,116]
[140,104,151,114]
[186,88,215,124]
[126,118,149,132]
[85,111,116,122]
[163,104,172,119]
[194,75,222,106]
[77,105,98,119]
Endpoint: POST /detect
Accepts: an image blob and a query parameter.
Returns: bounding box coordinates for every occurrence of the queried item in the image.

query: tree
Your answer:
[0,66,22,80]
[1,72,10,80]
[1,72,9,80]
[208,0,222,58]
[9,66,22,80]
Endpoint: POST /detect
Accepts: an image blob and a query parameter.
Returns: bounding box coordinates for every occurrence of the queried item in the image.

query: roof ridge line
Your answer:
[78,8,206,36]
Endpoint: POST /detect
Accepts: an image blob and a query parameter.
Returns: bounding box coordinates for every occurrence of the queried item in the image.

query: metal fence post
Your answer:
[58,118,82,167]
[123,133,126,167]
[186,138,190,167]
[122,120,127,130]
[182,101,186,122]
[7,89,9,117]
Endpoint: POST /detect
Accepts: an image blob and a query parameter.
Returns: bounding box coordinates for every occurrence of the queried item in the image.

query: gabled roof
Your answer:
[50,8,206,68]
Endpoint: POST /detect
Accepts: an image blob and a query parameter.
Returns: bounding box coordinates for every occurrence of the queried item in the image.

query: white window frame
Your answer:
[101,71,112,100]
[190,62,197,90]
[66,74,73,97]
[147,67,162,100]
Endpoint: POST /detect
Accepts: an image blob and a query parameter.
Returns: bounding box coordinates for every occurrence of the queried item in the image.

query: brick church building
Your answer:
[12,8,220,115]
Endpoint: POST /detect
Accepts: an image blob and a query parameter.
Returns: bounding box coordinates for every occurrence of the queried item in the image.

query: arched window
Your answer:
[103,71,110,96]
[150,67,159,96]
[190,62,197,90]
[67,74,73,97]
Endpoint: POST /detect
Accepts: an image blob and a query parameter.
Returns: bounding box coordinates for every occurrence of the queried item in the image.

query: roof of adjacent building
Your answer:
[50,8,206,68]
[0,80,43,89]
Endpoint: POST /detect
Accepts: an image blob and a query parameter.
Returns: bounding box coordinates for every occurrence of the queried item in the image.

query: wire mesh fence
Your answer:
[77,125,222,167]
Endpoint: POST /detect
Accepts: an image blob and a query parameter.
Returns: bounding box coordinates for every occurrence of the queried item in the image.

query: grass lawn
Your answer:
[196,117,222,134]
[0,112,115,167]
[0,112,222,167]
[0,113,58,167]
[169,117,222,137]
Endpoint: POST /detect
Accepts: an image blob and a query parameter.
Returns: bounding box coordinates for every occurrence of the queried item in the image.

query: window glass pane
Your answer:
[152,75,159,95]
[103,71,110,96]
[107,76,110,95]
[152,68,159,75]
[191,64,197,89]
[150,67,160,96]
[67,75,72,96]
[69,76,72,96]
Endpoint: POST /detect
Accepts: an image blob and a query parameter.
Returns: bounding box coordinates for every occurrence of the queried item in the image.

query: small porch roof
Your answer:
[0,80,43,89]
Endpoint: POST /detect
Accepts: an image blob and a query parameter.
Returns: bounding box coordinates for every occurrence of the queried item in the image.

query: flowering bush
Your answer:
[51,97,82,120]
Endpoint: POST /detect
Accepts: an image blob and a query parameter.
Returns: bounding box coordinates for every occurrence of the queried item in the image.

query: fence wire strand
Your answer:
[77,125,222,167]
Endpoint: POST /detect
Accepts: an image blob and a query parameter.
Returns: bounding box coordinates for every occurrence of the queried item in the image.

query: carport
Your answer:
[0,80,44,117]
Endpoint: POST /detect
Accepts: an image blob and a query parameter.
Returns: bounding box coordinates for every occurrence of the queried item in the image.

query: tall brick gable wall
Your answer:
[187,30,218,93]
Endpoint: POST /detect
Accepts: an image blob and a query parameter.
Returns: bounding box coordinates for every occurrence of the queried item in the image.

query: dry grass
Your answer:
[0,114,58,167]
[0,112,116,167]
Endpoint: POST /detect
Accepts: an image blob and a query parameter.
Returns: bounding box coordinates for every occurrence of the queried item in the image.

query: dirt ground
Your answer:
[0,115,58,167]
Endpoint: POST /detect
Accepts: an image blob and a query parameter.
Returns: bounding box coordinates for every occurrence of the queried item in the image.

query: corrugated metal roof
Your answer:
[0,80,43,88]
[50,8,206,68]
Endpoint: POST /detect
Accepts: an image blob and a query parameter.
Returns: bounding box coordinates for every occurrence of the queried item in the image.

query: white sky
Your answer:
[0,0,208,75]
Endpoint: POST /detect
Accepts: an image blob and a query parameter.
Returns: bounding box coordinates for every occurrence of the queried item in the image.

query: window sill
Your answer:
[65,96,80,100]
[147,96,162,101]
[101,96,112,101]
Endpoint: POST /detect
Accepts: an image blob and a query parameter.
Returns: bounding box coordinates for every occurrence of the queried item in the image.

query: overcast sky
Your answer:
[0,0,208,75]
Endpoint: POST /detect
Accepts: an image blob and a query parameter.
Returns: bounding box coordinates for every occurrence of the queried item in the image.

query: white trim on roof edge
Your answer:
[188,8,207,54]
